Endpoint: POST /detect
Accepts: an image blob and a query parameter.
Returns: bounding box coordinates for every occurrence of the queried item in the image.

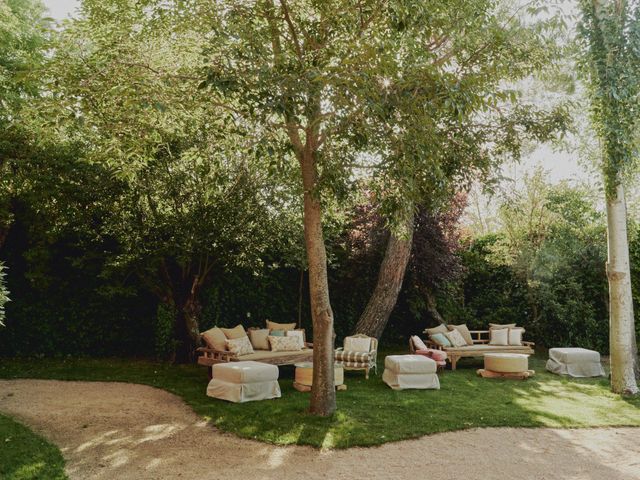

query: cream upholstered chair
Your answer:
[334,334,378,379]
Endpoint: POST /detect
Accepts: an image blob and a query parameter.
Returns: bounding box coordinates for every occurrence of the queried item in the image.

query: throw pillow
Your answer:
[489,328,509,346]
[266,320,297,331]
[508,327,525,346]
[286,329,306,349]
[201,327,227,351]
[344,336,372,352]
[447,324,474,345]
[429,332,452,347]
[411,335,428,351]
[269,335,302,352]
[425,324,449,336]
[248,328,270,350]
[489,323,516,330]
[269,329,285,337]
[221,324,246,340]
[445,329,467,347]
[225,335,254,356]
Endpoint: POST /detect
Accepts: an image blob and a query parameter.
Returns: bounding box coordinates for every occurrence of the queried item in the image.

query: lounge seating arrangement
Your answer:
[334,334,378,379]
[477,353,534,380]
[206,361,281,403]
[382,355,440,390]
[546,347,605,378]
[424,323,535,370]
[197,321,313,372]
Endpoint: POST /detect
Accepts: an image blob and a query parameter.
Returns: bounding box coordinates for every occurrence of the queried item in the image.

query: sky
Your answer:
[42,0,591,186]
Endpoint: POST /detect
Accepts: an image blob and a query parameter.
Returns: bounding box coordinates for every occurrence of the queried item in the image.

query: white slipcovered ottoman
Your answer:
[546,348,605,378]
[382,355,440,390]
[207,361,281,403]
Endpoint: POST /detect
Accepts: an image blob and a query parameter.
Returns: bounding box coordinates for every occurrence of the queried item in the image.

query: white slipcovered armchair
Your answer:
[334,334,378,379]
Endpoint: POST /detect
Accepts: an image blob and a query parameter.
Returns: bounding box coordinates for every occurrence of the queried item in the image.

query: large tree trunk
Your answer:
[300,152,336,417]
[605,182,638,394]
[354,215,414,339]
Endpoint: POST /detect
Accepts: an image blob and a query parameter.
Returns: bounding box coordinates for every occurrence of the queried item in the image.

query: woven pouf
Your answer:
[484,353,529,373]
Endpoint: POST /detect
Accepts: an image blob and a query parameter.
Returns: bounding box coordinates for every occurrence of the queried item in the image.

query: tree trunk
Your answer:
[605,182,638,394]
[354,215,414,339]
[300,152,336,417]
[424,288,444,325]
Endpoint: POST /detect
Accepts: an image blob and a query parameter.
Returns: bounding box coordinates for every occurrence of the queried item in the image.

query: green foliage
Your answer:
[0,413,67,480]
[1,356,638,449]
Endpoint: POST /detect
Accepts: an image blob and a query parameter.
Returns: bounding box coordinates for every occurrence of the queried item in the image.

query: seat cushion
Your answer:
[549,347,600,364]
[384,355,437,374]
[212,360,279,383]
[484,353,529,373]
[335,350,371,363]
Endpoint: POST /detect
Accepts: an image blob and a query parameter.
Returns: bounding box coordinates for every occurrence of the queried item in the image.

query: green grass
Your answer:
[0,413,67,480]
[1,354,639,449]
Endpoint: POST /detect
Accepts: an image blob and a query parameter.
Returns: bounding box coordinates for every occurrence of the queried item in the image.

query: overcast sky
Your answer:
[42,0,592,186]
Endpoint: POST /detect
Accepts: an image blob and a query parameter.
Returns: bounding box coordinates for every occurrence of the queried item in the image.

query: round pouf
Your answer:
[484,353,529,373]
[294,362,344,388]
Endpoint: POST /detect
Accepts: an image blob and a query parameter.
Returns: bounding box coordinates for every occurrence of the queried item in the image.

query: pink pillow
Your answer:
[416,349,448,362]
[411,335,428,351]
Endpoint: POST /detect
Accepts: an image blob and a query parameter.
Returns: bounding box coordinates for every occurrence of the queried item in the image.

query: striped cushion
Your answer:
[335,350,371,363]
[340,360,370,368]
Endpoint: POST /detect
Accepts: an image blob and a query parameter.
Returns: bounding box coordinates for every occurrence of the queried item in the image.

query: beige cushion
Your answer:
[489,328,509,346]
[238,349,313,362]
[248,328,270,350]
[447,324,473,345]
[384,355,437,374]
[269,335,302,352]
[484,353,528,373]
[411,335,428,351]
[221,324,247,340]
[225,336,254,356]
[201,327,227,351]
[266,320,296,331]
[286,329,305,349]
[489,323,516,330]
[425,324,448,336]
[344,336,372,352]
[212,360,279,383]
[445,329,467,347]
[508,327,524,346]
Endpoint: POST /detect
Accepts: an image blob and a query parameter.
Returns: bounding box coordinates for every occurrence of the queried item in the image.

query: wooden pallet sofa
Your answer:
[422,324,534,370]
[196,321,313,373]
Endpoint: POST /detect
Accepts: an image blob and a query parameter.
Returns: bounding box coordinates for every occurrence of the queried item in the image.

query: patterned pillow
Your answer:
[447,324,474,345]
[508,327,525,346]
[430,333,452,347]
[225,335,254,356]
[286,329,306,349]
[269,335,302,352]
[445,329,467,348]
[489,328,509,346]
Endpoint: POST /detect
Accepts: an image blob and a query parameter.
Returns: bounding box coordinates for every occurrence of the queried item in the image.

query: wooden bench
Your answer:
[423,330,534,370]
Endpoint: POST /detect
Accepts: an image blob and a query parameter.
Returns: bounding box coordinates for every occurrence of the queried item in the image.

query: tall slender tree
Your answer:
[579,0,639,394]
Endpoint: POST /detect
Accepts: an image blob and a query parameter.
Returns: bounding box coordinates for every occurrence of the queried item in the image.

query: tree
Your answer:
[41,0,292,362]
[0,262,8,327]
[579,0,639,394]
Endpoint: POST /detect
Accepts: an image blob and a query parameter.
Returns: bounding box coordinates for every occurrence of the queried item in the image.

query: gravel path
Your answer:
[1,379,639,480]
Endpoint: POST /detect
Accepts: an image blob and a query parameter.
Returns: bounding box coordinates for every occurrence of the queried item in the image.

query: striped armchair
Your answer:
[334,334,378,379]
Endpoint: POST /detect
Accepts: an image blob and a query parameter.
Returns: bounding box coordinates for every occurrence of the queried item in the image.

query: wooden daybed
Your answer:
[421,329,534,370]
[196,344,313,367]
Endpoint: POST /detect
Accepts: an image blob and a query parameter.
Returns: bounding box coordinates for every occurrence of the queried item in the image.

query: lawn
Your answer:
[1,354,639,449]
[0,413,67,480]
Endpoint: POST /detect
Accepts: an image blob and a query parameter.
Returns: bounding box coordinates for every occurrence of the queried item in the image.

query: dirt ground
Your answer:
[1,379,639,480]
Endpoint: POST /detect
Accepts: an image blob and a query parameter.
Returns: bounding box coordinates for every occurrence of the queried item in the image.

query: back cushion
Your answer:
[201,327,227,351]
[248,328,271,350]
[345,336,371,352]
[221,324,247,339]
[266,320,297,331]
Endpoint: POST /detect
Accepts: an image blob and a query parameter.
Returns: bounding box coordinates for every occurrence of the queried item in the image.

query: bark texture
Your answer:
[300,153,336,416]
[605,183,638,394]
[354,216,414,339]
